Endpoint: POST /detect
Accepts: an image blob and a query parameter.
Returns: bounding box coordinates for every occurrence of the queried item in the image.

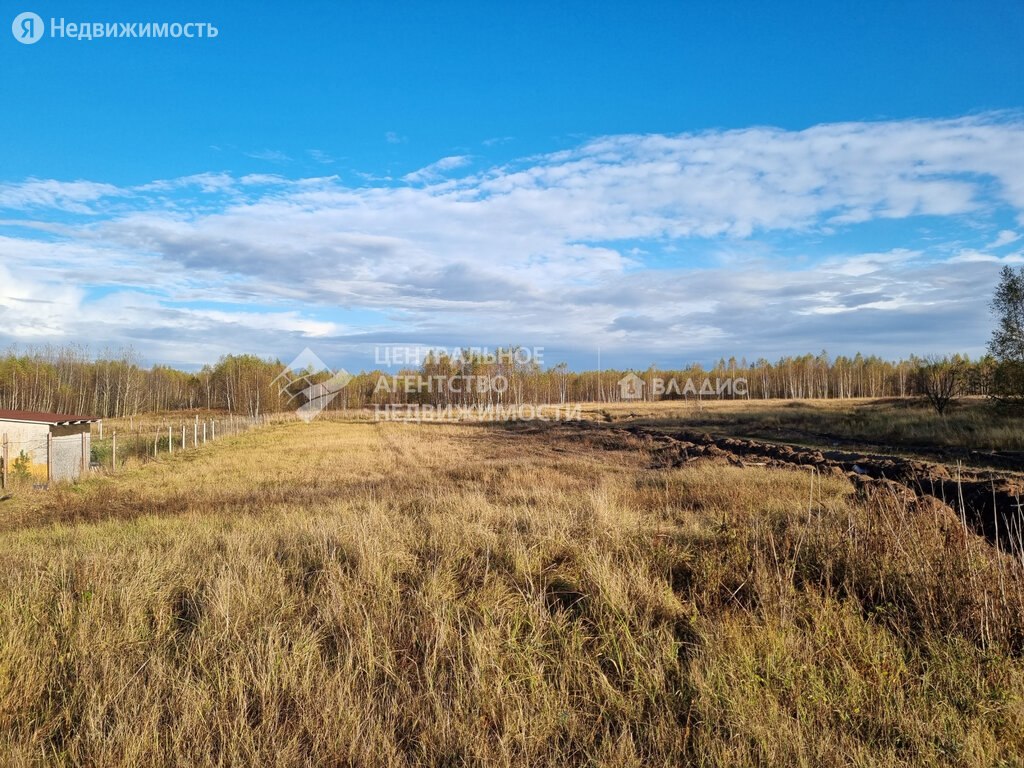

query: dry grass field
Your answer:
[579,397,1024,455]
[1,410,1024,765]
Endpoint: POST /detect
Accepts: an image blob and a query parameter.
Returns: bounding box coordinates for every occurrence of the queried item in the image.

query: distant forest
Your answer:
[0,346,1003,419]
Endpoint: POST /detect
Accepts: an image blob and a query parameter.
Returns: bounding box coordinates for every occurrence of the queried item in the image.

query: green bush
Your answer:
[10,450,31,481]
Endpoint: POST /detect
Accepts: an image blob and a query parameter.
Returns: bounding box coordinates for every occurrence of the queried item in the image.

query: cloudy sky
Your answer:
[1,1,1022,370]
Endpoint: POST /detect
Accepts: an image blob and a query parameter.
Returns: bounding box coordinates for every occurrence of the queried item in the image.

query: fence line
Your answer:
[90,412,292,472]
[1,412,292,488]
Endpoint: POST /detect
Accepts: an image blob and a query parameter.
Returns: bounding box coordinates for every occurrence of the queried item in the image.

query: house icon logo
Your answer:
[271,347,353,422]
[618,372,645,401]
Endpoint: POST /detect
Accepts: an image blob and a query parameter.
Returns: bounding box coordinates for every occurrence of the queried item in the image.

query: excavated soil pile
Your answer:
[558,421,1024,550]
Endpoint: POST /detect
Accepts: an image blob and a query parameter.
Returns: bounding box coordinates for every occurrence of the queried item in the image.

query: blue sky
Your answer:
[1,1,1022,370]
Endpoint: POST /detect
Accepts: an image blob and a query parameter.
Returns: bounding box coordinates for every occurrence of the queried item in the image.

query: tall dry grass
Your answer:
[0,419,1022,765]
[585,397,1024,453]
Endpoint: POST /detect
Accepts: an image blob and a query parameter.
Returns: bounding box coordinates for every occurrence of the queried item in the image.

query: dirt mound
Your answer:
[613,425,1024,551]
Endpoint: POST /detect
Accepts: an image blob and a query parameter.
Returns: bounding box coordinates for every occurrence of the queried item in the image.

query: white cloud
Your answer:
[987,229,1021,249]
[948,249,1024,264]
[0,261,84,338]
[2,113,1023,365]
[402,155,473,183]
[308,149,335,165]
[245,149,292,163]
[823,250,921,277]
[0,179,124,214]
[135,172,237,194]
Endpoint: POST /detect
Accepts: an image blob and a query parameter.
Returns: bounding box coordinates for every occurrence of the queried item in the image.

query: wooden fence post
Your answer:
[194,417,198,448]
[81,432,87,477]
[181,424,186,451]
[112,431,117,471]
[46,432,52,484]
[168,426,173,455]
[2,433,7,490]
[203,422,207,445]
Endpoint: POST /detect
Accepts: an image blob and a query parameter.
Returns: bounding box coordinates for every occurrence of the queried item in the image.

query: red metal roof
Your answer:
[0,410,99,425]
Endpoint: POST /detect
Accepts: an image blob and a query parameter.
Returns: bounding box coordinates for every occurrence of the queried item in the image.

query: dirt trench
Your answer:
[563,422,1024,551]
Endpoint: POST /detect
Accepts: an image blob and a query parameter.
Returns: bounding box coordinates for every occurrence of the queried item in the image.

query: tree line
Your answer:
[0,345,1015,418]
[0,347,282,418]
[1,265,1020,417]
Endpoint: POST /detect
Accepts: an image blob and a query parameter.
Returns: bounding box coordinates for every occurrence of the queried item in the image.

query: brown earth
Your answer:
[512,420,1024,552]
